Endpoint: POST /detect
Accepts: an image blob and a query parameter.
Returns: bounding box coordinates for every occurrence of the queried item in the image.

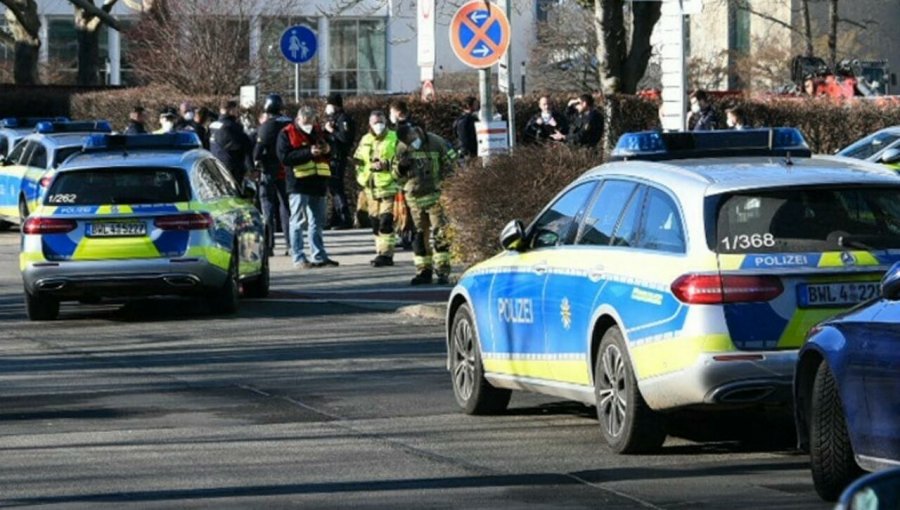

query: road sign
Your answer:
[239,85,257,109]
[280,25,317,64]
[418,0,436,68]
[449,1,511,69]
[476,121,508,157]
[498,60,510,94]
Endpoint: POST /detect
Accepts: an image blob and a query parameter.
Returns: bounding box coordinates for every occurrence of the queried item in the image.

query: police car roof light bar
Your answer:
[83,132,202,152]
[610,128,811,162]
[35,120,113,134]
[1,117,69,129]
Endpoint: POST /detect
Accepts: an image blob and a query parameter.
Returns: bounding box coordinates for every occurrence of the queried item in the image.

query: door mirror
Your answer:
[499,219,525,251]
[882,262,900,300]
[838,467,900,509]
[880,148,900,165]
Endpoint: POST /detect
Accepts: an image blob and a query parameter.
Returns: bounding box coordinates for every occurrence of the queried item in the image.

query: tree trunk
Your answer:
[828,0,838,67]
[594,0,626,93]
[621,1,661,94]
[802,0,814,57]
[3,0,41,85]
[75,6,102,85]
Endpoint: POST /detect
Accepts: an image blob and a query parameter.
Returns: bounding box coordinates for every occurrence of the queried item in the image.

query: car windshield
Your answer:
[44,167,191,205]
[52,146,82,168]
[711,185,900,253]
[839,132,900,160]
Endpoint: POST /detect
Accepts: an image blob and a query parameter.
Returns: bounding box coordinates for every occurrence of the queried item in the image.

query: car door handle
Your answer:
[534,263,548,275]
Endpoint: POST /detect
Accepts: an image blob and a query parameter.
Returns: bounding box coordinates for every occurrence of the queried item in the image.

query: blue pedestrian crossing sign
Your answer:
[449,1,511,69]
[281,25,317,64]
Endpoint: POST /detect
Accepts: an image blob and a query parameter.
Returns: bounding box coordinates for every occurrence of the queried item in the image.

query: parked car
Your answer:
[795,262,900,501]
[446,128,900,454]
[837,126,900,170]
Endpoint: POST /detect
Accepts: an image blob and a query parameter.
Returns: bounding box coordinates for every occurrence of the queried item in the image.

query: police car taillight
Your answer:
[23,217,77,235]
[154,213,213,231]
[671,274,783,304]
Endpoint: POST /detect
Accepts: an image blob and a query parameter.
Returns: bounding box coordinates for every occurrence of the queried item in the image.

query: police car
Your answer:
[837,126,900,169]
[0,117,68,157]
[0,120,112,228]
[20,133,268,321]
[446,128,900,453]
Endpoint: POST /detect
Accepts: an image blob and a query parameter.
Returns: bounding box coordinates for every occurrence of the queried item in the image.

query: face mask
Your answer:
[410,138,423,150]
[541,112,552,121]
[372,123,386,135]
[184,112,195,122]
[325,105,336,116]
[300,124,313,134]
[389,112,399,124]
[727,118,736,128]
[691,103,701,114]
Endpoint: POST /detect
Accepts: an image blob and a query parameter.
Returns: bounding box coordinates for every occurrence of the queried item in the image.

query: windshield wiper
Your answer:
[838,234,895,251]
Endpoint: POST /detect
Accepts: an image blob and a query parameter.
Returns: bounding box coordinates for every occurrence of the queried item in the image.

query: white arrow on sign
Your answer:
[470,11,488,23]
[472,44,490,57]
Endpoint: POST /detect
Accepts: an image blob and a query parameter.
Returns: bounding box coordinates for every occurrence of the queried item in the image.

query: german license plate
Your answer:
[87,221,147,237]
[797,282,880,308]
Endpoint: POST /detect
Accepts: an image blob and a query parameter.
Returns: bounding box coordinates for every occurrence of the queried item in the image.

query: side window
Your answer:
[193,160,221,201]
[0,135,8,156]
[27,144,48,169]
[213,160,241,197]
[636,188,686,253]
[578,180,638,246]
[530,181,597,249]
[610,186,646,247]
[8,141,31,165]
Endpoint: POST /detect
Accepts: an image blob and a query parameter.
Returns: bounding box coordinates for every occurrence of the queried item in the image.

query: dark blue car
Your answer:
[795,261,900,502]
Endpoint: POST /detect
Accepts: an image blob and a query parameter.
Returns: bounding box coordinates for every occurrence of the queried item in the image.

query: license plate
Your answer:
[797,282,880,308]
[87,221,147,237]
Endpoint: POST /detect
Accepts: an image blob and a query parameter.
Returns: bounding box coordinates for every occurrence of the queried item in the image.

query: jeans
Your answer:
[289,193,328,264]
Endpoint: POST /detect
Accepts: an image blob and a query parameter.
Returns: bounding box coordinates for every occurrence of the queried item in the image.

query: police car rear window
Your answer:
[45,167,190,205]
[711,186,900,253]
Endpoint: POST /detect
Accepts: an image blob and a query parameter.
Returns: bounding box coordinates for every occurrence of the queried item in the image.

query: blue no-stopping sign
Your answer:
[280,26,317,64]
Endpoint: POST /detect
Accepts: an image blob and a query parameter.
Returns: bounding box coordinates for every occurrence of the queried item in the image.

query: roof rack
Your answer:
[82,132,202,152]
[35,120,112,134]
[610,128,812,162]
[0,117,69,129]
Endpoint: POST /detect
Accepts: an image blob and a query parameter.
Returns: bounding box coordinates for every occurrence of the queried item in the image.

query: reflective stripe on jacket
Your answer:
[285,124,331,179]
[354,131,399,198]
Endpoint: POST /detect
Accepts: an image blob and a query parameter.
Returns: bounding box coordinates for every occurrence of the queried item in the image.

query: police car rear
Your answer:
[20,133,268,320]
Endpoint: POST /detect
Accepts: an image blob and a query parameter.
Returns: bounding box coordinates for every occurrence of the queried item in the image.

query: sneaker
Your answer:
[311,259,339,268]
[370,255,394,267]
[410,270,433,285]
[436,275,451,285]
[293,260,313,269]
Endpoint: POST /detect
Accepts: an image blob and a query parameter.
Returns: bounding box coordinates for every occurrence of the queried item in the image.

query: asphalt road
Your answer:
[0,228,829,509]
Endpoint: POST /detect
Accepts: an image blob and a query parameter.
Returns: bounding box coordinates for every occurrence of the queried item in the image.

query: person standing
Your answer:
[453,96,479,159]
[124,106,147,135]
[551,94,603,149]
[194,107,213,149]
[153,107,178,134]
[389,100,416,131]
[210,100,253,184]
[354,111,399,267]
[253,94,293,256]
[523,96,568,144]
[277,106,339,269]
[725,106,749,130]
[395,125,456,285]
[323,93,355,230]
[688,90,719,131]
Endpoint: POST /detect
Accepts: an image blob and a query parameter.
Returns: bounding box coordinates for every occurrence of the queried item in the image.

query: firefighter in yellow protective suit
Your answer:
[354,111,400,267]
[395,125,457,285]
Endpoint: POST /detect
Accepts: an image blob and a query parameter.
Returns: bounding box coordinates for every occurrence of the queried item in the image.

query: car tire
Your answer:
[243,248,270,299]
[595,326,666,454]
[449,303,511,414]
[25,289,59,321]
[0,219,13,231]
[208,248,239,315]
[18,197,28,226]
[809,361,863,501]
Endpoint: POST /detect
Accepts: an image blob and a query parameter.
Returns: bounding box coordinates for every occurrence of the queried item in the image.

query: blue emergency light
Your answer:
[610,128,811,161]
[83,132,202,152]
[35,120,112,134]
[1,117,69,129]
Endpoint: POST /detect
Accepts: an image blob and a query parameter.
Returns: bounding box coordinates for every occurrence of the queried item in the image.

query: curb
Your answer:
[397,303,446,321]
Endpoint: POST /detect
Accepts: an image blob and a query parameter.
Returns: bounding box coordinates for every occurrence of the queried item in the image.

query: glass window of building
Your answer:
[330,18,387,94]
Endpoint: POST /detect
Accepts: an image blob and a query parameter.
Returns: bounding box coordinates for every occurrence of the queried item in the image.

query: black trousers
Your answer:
[259,177,291,252]
[328,158,352,227]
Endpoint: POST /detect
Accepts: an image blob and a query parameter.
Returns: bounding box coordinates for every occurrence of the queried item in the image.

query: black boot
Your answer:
[410,269,433,285]
[370,255,394,267]
[436,274,451,285]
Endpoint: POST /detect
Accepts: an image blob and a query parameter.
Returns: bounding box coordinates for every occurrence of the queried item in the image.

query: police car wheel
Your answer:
[243,248,270,298]
[595,327,666,454]
[208,249,239,315]
[18,197,28,225]
[450,303,511,415]
[25,289,59,321]
[0,219,12,231]
[809,361,862,501]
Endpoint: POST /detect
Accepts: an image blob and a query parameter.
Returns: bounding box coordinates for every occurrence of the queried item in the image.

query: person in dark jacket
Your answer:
[253,94,293,256]
[194,107,213,149]
[323,92,355,230]
[523,96,568,144]
[389,100,417,132]
[276,105,339,269]
[453,96,479,158]
[552,93,603,149]
[688,90,718,131]
[124,106,147,135]
[210,100,253,185]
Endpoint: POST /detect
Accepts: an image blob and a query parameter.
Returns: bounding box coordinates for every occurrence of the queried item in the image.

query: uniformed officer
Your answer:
[395,125,456,285]
[354,110,399,267]
[124,105,147,135]
[323,93,355,230]
[210,100,253,185]
[253,93,293,256]
[153,106,178,134]
[551,94,603,148]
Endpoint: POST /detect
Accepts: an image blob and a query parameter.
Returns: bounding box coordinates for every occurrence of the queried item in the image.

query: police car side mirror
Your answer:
[880,148,900,164]
[500,219,526,251]
[837,467,900,509]
[881,262,900,300]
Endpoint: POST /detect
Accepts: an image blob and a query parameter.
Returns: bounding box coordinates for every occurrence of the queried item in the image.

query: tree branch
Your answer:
[67,0,122,30]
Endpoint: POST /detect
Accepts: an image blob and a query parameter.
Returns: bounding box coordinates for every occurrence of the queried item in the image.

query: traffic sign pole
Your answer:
[479,67,493,164]
[280,25,317,102]
[295,64,300,103]
[502,0,515,151]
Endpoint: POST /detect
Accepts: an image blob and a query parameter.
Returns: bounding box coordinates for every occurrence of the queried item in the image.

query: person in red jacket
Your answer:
[276,105,339,269]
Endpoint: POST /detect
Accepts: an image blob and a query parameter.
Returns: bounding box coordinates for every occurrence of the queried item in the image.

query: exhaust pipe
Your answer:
[163,275,200,287]
[37,280,67,291]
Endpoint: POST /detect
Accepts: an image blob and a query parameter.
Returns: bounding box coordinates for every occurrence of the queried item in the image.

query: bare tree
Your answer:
[1,0,40,85]
[529,1,599,92]
[71,0,121,85]
[590,0,661,94]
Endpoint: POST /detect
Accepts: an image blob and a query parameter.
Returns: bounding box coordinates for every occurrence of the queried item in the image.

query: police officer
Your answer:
[551,94,603,148]
[124,105,147,134]
[253,94,293,256]
[323,93,355,230]
[210,100,253,184]
[395,125,456,285]
[154,107,178,134]
[354,111,399,267]
[453,96,479,159]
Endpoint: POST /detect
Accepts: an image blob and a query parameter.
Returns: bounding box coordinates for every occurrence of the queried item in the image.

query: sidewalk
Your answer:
[263,228,452,318]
